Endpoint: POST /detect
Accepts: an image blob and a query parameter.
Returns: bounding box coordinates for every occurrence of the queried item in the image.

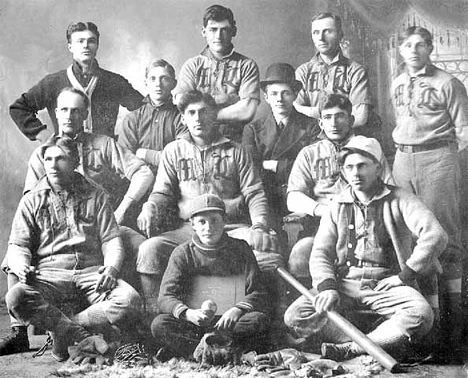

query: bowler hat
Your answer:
[260,63,302,92]
[190,194,226,218]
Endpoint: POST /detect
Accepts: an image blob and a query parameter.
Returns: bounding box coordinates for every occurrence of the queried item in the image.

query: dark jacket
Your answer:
[10,62,143,140]
[243,109,319,222]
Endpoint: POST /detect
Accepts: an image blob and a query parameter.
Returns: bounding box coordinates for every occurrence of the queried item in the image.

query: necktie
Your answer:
[277,121,284,134]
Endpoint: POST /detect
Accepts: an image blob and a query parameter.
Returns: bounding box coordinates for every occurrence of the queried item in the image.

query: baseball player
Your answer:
[0,88,152,356]
[10,21,143,141]
[4,136,141,362]
[287,94,393,287]
[174,4,260,142]
[136,90,281,318]
[118,59,187,174]
[285,137,446,362]
[392,26,468,359]
[294,13,378,138]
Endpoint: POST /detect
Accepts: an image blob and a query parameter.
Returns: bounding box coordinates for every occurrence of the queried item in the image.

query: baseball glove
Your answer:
[193,332,242,366]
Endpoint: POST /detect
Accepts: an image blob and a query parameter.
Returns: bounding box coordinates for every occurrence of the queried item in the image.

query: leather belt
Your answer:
[397,140,456,153]
[356,260,387,268]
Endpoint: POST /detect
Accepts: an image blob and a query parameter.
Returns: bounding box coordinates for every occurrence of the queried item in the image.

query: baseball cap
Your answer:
[189,194,226,218]
[341,136,383,163]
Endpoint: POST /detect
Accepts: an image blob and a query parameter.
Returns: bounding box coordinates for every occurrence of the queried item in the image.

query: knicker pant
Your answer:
[284,276,433,345]
[5,266,141,333]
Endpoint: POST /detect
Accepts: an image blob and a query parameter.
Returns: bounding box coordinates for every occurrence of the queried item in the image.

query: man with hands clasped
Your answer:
[284,137,446,361]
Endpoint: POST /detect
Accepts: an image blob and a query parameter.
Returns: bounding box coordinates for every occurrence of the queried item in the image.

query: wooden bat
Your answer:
[276,266,401,373]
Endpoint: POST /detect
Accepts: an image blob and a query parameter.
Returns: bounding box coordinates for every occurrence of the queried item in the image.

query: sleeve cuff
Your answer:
[173,304,189,319]
[398,266,419,284]
[317,278,337,292]
[235,302,253,313]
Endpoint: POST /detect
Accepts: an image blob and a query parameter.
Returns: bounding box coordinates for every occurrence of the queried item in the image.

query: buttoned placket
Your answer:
[407,76,417,117]
[49,190,81,270]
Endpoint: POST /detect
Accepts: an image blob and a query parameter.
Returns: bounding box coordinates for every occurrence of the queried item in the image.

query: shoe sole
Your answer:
[51,351,69,362]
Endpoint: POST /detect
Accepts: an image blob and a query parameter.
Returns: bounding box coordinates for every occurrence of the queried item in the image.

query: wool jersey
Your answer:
[392,64,468,146]
[295,51,371,109]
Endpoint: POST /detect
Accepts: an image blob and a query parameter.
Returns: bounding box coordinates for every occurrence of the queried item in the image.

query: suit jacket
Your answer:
[243,108,319,187]
[243,109,320,223]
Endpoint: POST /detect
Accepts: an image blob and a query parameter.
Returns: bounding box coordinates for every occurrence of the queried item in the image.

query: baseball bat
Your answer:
[276,266,401,373]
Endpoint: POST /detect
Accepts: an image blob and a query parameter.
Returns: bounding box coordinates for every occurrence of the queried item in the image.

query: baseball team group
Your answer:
[2,3,468,368]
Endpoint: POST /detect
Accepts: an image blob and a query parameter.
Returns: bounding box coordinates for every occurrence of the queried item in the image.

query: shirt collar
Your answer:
[404,63,435,78]
[273,115,289,127]
[31,172,92,199]
[318,130,355,147]
[180,130,231,148]
[143,95,175,110]
[192,232,229,253]
[200,44,235,60]
[338,180,390,204]
[313,49,348,65]
[72,59,100,78]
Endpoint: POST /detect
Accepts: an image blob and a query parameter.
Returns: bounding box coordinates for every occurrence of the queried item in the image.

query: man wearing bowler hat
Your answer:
[243,63,320,230]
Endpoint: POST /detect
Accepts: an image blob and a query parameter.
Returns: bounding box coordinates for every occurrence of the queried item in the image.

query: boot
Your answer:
[321,342,359,361]
[0,326,30,355]
[51,323,92,362]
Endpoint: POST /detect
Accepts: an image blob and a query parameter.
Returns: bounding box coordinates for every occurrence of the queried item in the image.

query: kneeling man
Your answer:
[284,137,446,361]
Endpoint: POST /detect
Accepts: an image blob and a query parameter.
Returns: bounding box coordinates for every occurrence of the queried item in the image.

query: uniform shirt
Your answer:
[118,96,187,173]
[175,46,260,106]
[24,133,152,209]
[287,134,353,207]
[8,173,120,271]
[351,185,394,266]
[295,51,371,109]
[9,60,144,140]
[392,64,468,147]
[148,133,268,225]
[288,133,394,209]
[158,233,268,319]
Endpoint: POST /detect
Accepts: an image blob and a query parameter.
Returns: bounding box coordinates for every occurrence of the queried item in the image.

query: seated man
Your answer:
[10,21,143,141]
[137,90,280,317]
[284,137,446,361]
[242,63,320,230]
[0,87,152,355]
[287,94,393,286]
[174,5,260,141]
[118,59,187,174]
[5,136,141,362]
[151,194,270,362]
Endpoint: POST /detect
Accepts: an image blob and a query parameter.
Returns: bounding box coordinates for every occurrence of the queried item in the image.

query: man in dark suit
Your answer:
[243,63,320,230]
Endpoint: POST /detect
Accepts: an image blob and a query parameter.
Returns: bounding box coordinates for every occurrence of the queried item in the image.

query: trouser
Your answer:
[5,266,141,334]
[284,268,434,345]
[287,218,320,285]
[2,227,145,328]
[393,146,463,346]
[151,312,269,357]
[119,226,146,291]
